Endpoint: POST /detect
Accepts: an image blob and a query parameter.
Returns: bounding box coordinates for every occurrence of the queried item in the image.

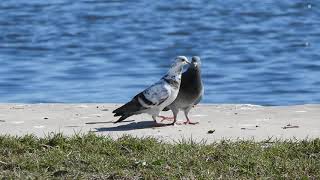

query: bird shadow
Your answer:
[85,120,134,125]
[94,120,171,132]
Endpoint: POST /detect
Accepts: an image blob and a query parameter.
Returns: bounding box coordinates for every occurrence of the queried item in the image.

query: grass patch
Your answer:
[0,133,319,179]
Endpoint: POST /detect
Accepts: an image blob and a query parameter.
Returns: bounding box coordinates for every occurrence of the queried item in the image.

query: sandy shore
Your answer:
[0,104,319,143]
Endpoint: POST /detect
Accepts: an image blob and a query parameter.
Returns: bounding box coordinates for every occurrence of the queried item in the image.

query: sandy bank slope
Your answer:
[0,104,319,142]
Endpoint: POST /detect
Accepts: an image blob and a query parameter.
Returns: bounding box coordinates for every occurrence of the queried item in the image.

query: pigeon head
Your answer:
[166,56,190,78]
[170,56,190,69]
[191,56,201,68]
[175,56,190,66]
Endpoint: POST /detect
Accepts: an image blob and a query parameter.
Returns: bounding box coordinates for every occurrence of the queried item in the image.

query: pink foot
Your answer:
[158,116,174,122]
[183,120,199,125]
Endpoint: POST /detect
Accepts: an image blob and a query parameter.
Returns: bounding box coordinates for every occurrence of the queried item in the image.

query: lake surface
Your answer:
[0,0,319,105]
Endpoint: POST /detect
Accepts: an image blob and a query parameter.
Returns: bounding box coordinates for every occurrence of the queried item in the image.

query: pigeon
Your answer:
[161,56,204,125]
[112,56,190,123]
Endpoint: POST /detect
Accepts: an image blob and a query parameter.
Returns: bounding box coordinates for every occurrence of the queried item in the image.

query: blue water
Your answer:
[0,1,319,105]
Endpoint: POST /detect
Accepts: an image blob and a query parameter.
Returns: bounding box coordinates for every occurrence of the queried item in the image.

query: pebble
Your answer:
[207,130,215,134]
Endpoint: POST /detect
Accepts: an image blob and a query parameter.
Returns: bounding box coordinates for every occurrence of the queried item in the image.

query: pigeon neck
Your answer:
[166,66,183,81]
[189,67,201,78]
[182,67,202,89]
[163,73,182,82]
[163,66,183,88]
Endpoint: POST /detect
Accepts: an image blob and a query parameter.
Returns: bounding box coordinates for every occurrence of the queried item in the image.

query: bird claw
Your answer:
[183,121,199,125]
[158,116,174,122]
[167,122,176,126]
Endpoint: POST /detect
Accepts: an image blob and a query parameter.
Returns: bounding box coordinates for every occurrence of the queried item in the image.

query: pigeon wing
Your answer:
[142,81,170,107]
[113,80,170,123]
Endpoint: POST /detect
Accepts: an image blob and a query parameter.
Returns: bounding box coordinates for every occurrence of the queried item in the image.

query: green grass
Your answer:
[0,133,319,179]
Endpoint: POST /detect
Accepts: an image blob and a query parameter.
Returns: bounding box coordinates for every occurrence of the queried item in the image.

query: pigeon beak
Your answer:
[185,60,191,65]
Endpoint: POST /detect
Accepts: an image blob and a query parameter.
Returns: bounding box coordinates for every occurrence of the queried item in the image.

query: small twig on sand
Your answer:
[282,124,299,129]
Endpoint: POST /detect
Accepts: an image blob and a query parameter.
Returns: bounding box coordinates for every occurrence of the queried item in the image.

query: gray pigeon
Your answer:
[161,56,203,125]
[112,56,190,123]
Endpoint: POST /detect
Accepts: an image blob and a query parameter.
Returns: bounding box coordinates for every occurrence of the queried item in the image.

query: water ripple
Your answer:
[0,0,318,105]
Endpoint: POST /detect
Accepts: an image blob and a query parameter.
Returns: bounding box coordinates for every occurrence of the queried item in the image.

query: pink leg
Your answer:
[158,115,174,122]
[183,112,198,125]
[183,120,199,125]
[152,116,165,127]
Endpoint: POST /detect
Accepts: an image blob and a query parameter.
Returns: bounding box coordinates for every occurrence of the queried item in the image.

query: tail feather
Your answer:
[113,113,122,117]
[114,114,131,123]
[113,100,140,116]
[112,94,147,123]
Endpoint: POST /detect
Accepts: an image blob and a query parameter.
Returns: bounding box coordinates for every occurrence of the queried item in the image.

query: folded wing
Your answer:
[113,81,170,123]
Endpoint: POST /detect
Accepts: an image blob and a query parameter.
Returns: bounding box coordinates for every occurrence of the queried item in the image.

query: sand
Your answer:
[0,104,319,143]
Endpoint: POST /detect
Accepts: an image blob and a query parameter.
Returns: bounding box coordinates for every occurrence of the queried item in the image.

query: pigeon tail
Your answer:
[112,93,149,123]
[114,114,131,123]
